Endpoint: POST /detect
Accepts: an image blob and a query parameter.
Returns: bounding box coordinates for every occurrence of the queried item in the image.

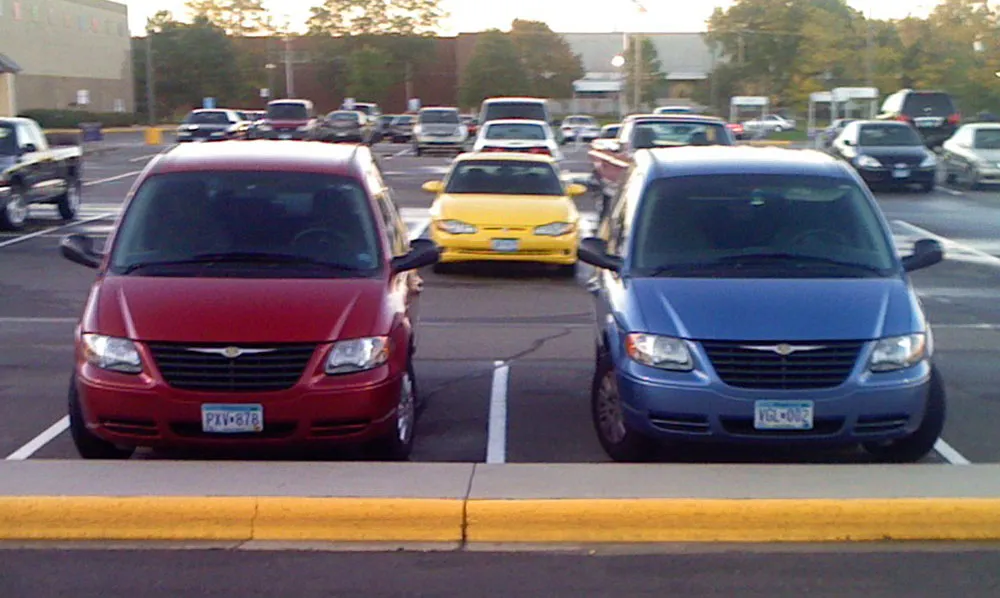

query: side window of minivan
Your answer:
[607,168,642,256]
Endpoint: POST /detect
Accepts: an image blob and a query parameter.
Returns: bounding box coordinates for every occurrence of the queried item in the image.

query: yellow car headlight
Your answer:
[534,222,576,236]
[435,219,477,235]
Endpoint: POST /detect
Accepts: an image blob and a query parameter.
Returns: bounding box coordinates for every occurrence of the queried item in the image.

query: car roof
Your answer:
[854,120,910,127]
[962,123,1000,129]
[483,97,547,103]
[421,106,458,111]
[269,99,312,105]
[149,140,364,177]
[455,151,557,165]
[644,146,849,179]
[483,119,549,127]
[626,114,726,124]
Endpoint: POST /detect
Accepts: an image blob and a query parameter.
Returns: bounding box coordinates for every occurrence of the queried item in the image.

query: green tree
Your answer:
[346,45,397,102]
[622,36,667,107]
[185,0,273,35]
[306,0,446,36]
[459,30,531,109]
[508,20,585,98]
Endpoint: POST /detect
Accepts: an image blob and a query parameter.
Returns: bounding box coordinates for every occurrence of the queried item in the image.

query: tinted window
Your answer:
[600,126,620,138]
[565,116,594,125]
[0,123,15,155]
[328,111,360,122]
[421,109,460,124]
[485,123,546,140]
[656,107,693,114]
[109,172,381,278]
[902,93,955,116]
[631,121,731,146]
[395,115,414,124]
[267,103,309,120]
[973,128,1000,149]
[858,124,922,146]
[630,174,895,277]
[444,160,563,196]
[483,102,548,122]
[185,111,231,124]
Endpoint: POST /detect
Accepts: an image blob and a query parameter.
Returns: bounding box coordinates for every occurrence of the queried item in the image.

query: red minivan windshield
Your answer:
[108,171,382,278]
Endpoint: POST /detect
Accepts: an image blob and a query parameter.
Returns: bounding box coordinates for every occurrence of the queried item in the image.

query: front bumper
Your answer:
[176,131,237,142]
[856,166,936,187]
[415,136,466,149]
[614,351,932,446]
[75,358,401,449]
[431,226,578,265]
[249,129,311,140]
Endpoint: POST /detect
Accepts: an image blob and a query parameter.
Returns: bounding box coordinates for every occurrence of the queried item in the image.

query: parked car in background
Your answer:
[478,96,561,143]
[472,119,563,160]
[346,101,382,124]
[820,118,856,149]
[312,110,372,144]
[389,114,416,143]
[461,114,479,137]
[726,122,745,140]
[591,123,622,151]
[421,152,586,275]
[58,141,440,461]
[877,89,960,149]
[177,109,250,143]
[577,146,947,463]
[941,122,1000,188]
[0,117,82,230]
[829,120,937,192]
[560,115,600,143]
[249,99,318,140]
[654,106,696,115]
[412,107,468,156]
[742,113,797,134]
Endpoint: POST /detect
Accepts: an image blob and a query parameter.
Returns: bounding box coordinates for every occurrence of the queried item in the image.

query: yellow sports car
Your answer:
[422,152,586,274]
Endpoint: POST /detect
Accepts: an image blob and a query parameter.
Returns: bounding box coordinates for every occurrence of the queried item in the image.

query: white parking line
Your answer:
[127,153,162,163]
[0,316,78,324]
[5,416,69,460]
[937,186,964,196]
[83,170,142,187]
[486,360,509,464]
[388,147,412,159]
[0,212,116,249]
[935,439,972,465]
[893,219,1000,268]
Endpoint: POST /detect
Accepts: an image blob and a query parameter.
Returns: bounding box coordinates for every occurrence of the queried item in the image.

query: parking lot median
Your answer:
[2,461,1000,545]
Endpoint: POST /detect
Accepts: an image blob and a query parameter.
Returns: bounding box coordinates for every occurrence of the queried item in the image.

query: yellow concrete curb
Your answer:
[465,498,1000,543]
[0,497,464,542]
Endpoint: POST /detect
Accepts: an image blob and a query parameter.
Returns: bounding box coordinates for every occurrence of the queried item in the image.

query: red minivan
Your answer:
[59,141,439,460]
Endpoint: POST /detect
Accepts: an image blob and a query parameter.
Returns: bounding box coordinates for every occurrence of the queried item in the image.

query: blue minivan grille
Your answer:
[700,340,863,390]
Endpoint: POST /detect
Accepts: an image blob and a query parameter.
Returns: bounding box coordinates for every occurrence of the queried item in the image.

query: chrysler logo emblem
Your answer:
[187,346,276,359]
[222,346,243,359]
[740,343,827,356]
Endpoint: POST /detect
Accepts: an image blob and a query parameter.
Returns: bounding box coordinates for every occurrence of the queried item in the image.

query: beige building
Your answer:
[0,0,133,113]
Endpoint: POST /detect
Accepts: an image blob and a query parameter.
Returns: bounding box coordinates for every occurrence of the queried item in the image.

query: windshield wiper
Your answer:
[121,252,366,274]
[646,253,886,277]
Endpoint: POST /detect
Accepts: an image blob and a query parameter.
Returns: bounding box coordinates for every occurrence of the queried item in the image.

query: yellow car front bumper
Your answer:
[431,227,578,265]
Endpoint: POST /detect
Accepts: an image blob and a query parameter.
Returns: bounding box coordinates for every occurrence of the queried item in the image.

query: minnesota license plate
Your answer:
[914,118,939,128]
[279,133,292,139]
[893,168,910,178]
[201,404,264,433]
[754,400,814,430]
[491,239,519,252]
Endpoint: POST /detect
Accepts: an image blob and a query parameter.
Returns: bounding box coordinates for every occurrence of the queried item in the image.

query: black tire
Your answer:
[919,181,935,193]
[591,351,655,462]
[863,366,946,463]
[56,177,82,221]
[366,362,417,461]
[414,146,422,157]
[556,263,577,278]
[0,186,28,231]
[432,262,454,275]
[68,376,135,460]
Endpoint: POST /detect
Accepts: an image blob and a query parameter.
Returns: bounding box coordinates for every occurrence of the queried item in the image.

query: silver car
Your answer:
[412,107,468,156]
[942,123,1000,188]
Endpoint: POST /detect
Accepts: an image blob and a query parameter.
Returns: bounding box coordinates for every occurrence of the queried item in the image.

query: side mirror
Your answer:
[565,183,588,197]
[606,141,622,153]
[578,237,622,272]
[421,180,445,194]
[902,238,944,272]
[391,238,440,273]
[842,139,852,146]
[20,143,37,154]
[60,233,103,269]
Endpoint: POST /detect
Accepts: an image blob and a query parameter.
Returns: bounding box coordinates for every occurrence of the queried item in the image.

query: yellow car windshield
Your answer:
[445,161,564,196]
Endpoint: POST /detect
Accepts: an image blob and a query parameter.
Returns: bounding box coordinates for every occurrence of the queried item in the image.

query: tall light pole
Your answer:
[144,25,156,125]
[864,1,874,86]
[629,0,647,112]
[283,35,295,98]
[612,54,626,119]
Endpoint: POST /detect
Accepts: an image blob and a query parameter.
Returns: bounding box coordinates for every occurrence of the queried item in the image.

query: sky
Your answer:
[124,0,942,36]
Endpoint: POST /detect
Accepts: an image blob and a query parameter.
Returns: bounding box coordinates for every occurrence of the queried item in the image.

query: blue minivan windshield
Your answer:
[630,174,896,277]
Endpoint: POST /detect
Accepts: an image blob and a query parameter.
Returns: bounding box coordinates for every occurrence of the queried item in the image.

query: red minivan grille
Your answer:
[147,343,316,392]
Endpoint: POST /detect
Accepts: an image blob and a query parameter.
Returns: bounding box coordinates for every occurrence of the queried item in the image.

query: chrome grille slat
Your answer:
[148,343,316,393]
[701,340,863,390]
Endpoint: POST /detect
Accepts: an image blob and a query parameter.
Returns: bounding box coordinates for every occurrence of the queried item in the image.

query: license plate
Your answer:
[491,239,519,252]
[893,168,910,178]
[279,133,292,139]
[201,404,264,434]
[754,400,814,430]
[915,118,939,128]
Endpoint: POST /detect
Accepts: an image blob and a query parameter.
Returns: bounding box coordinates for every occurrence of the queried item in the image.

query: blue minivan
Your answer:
[578,146,946,463]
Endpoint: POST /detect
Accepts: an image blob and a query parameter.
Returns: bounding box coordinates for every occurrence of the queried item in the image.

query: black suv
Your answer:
[876,89,960,148]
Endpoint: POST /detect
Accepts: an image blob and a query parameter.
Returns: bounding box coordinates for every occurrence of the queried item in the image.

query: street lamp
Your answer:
[611,55,626,118]
[265,62,276,102]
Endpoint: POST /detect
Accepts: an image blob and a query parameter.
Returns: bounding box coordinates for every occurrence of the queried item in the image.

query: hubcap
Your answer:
[596,372,626,444]
[5,192,27,226]
[396,373,415,444]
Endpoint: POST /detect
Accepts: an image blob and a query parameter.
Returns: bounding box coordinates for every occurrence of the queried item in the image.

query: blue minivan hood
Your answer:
[629,277,923,341]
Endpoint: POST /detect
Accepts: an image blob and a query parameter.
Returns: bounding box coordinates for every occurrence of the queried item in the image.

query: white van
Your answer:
[477,97,559,144]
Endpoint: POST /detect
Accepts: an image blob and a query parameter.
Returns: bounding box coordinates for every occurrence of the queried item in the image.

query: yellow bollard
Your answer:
[144,127,163,145]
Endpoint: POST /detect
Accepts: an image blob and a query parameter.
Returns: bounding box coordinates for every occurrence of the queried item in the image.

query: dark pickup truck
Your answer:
[1,117,83,230]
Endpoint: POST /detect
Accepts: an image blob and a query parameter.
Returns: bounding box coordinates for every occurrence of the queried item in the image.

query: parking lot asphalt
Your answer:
[1,141,997,465]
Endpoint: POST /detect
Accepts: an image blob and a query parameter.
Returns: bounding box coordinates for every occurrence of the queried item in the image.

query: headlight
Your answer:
[256,124,272,131]
[920,154,937,168]
[625,333,693,371]
[534,222,576,236]
[325,336,390,375]
[435,219,477,234]
[81,334,142,374]
[869,333,927,372]
[856,155,882,169]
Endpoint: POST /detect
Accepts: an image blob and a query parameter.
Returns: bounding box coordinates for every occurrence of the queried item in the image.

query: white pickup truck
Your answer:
[0,117,83,230]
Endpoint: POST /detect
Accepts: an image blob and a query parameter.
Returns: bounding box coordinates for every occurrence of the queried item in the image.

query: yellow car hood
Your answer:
[432,193,579,226]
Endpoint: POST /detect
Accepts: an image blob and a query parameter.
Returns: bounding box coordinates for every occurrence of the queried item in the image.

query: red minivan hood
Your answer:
[91,277,385,343]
